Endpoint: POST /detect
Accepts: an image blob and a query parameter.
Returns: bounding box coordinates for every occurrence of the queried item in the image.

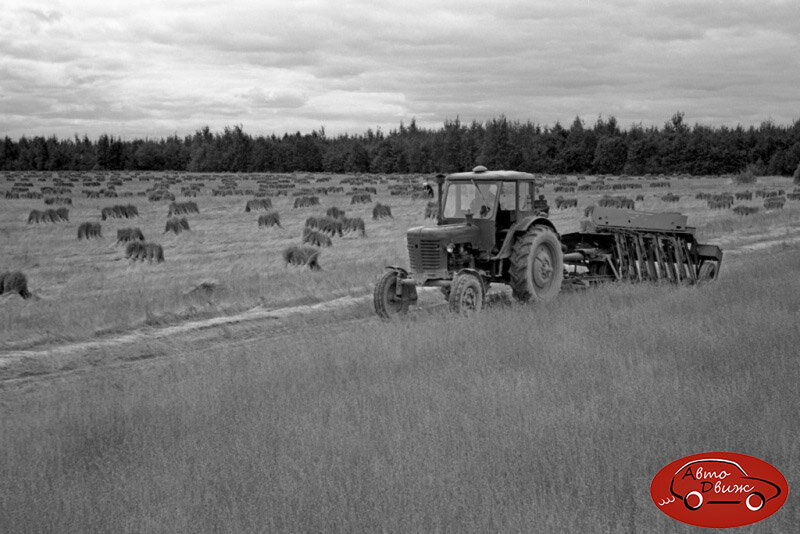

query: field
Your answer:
[1,170,799,348]
[1,170,799,531]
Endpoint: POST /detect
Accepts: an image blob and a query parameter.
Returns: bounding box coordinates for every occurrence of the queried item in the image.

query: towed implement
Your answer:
[560,206,722,286]
[374,166,722,318]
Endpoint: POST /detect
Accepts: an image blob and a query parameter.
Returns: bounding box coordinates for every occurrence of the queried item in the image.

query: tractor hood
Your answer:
[406,223,479,245]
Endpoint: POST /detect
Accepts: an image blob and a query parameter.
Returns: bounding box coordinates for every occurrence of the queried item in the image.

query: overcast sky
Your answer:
[2,0,799,140]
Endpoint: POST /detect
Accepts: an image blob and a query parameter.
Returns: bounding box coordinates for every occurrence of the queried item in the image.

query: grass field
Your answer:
[1,245,798,532]
[1,171,798,349]
[1,171,799,532]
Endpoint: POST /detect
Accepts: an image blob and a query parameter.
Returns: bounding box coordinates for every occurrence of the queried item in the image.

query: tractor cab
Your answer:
[439,166,545,255]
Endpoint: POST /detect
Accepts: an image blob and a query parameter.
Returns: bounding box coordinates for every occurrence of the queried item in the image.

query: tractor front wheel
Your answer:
[449,273,485,315]
[509,225,564,302]
[374,270,417,319]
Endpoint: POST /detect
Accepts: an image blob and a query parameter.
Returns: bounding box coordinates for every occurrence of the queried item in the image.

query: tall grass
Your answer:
[2,247,798,532]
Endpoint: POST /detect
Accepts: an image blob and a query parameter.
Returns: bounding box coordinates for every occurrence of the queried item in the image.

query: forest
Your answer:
[2,113,800,176]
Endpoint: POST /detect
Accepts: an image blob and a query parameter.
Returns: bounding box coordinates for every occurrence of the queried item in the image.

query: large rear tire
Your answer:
[509,225,563,302]
[374,270,417,319]
[449,273,485,315]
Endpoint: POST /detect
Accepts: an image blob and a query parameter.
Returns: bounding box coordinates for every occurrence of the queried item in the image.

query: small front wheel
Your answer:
[449,273,485,315]
[374,270,417,319]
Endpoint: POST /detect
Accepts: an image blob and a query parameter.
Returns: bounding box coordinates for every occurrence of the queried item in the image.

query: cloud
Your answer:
[241,87,308,109]
[1,0,798,139]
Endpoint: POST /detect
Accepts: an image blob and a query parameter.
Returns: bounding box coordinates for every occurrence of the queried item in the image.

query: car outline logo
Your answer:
[669,458,782,512]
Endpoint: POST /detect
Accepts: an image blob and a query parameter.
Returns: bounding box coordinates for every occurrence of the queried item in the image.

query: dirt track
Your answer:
[2,229,799,389]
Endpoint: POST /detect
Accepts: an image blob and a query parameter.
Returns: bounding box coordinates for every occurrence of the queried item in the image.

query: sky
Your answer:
[1,0,799,140]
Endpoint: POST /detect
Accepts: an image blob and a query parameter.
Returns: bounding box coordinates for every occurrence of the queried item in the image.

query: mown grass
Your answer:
[2,172,798,347]
[0,183,418,347]
[1,246,798,532]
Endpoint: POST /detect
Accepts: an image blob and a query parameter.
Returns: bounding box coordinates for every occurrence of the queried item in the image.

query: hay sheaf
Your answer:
[732,206,759,216]
[293,196,320,208]
[305,216,343,237]
[125,241,165,263]
[168,201,199,216]
[44,196,72,205]
[117,227,145,243]
[283,246,321,270]
[341,217,367,237]
[554,197,578,209]
[27,208,69,223]
[77,222,102,240]
[302,227,333,247]
[326,206,346,219]
[372,203,393,219]
[350,192,372,205]
[165,217,190,234]
[351,186,377,195]
[148,190,175,202]
[101,204,138,220]
[257,211,282,228]
[764,196,786,210]
[705,194,734,210]
[245,198,272,212]
[0,271,31,298]
[597,195,635,210]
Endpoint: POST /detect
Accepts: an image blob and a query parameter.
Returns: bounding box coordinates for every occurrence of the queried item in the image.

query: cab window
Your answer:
[442,182,498,219]
[498,182,516,211]
[520,182,536,212]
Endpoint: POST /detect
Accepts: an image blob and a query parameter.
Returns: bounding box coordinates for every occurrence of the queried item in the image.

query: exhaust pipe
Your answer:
[435,173,445,224]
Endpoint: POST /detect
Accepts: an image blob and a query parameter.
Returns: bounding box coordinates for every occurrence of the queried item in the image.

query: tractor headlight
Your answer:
[446,243,455,254]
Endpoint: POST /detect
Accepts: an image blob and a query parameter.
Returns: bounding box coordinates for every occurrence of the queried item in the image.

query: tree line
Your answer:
[2,113,800,176]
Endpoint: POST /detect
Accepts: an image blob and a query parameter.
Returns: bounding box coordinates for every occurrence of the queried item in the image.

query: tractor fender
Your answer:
[384,265,409,277]
[454,267,484,281]
[492,217,559,260]
[453,268,488,292]
[383,266,418,298]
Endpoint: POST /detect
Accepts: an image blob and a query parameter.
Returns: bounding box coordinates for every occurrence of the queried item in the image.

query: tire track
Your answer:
[2,230,799,388]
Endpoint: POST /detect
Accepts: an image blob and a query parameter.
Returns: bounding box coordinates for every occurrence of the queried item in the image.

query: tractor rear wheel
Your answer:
[374,270,417,319]
[509,225,563,302]
[449,273,485,315]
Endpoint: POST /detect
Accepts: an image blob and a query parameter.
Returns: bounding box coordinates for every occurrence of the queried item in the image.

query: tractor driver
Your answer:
[469,184,497,219]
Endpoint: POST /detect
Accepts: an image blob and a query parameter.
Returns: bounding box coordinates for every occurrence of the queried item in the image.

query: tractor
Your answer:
[373,166,723,318]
